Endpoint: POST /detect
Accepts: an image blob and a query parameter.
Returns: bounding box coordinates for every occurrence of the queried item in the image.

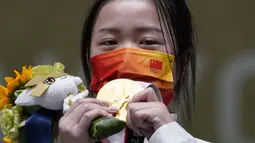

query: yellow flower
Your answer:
[3,136,16,143]
[4,71,20,94]
[0,86,9,110]
[3,136,11,143]
[0,66,32,143]
[20,66,32,84]
[4,66,32,94]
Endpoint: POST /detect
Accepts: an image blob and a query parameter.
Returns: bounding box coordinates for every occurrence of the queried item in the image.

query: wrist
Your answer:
[154,113,174,130]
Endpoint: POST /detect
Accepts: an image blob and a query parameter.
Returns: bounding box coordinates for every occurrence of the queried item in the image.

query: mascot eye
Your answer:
[60,76,67,79]
[43,77,56,85]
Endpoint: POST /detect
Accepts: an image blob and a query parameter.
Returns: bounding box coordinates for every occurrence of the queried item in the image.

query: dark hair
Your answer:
[81,0,196,127]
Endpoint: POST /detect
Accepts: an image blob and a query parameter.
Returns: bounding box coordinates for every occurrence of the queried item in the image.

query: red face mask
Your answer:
[90,48,175,105]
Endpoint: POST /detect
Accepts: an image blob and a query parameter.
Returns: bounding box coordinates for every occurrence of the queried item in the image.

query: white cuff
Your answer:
[149,122,207,143]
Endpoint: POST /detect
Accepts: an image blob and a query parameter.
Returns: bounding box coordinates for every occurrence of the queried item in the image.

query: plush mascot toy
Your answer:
[0,63,88,143]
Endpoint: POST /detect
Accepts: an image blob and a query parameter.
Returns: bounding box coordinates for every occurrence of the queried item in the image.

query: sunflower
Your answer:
[20,66,32,84]
[3,66,32,104]
[4,71,20,95]
[0,86,9,110]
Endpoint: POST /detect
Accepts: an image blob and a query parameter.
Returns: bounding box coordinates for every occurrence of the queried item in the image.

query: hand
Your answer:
[59,98,117,143]
[126,87,174,139]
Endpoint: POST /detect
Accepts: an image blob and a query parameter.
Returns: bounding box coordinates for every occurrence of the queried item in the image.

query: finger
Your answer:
[66,103,96,124]
[126,107,142,136]
[67,103,118,124]
[127,102,155,129]
[133,107,172,130]
[131,87,159,102]
[59,104,117,136]
[129,105,154,130]
[59,113,77,136]
[141,126,154,140]
[135,110,161,139]
[79,108,112,129]
[138,121,152,130]
[59,117,69,134]
[63,98,109,118]
[128,102,161,112]
[60,103,94,129]
[126,107,134,130]
[131,108,155,128]
[128,102,167,128]
[64,120,77,136]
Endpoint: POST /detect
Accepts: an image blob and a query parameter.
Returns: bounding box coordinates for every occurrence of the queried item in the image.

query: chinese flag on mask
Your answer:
[150,59,163,70]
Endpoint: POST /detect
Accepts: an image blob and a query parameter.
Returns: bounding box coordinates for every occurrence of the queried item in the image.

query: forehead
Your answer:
[93,0,161,31]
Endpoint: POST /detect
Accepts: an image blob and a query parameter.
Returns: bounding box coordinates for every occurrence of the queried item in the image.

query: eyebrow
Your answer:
[135,26,162,33]
[97,26,162,34]
[98,28,121,34]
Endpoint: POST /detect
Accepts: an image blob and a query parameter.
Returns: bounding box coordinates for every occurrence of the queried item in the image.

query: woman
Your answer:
[59,0,209,142]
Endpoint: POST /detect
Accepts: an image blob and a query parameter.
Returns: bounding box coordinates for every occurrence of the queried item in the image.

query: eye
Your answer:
[140,39,159,45]
[43,77,55,85]
[100,39,118,46]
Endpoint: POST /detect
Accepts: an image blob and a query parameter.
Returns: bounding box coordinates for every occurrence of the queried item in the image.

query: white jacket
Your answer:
[144,121,210,143]
[104,119,209,143]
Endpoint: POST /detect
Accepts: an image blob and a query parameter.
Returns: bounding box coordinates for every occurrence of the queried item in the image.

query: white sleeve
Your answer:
[149,122,210,143]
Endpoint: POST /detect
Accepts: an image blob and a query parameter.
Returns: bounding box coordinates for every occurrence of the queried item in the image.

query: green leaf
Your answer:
[89,117,126,140]
[0,105,25,141]
[14,90,25,97]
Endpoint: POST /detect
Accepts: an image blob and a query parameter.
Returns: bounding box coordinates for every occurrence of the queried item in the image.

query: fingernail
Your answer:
[107,106,118,112]
[107,114,113,117]
[101,101,111,106]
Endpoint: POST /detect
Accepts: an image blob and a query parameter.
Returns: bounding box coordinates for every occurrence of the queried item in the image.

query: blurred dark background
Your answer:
[0,0,254,143]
